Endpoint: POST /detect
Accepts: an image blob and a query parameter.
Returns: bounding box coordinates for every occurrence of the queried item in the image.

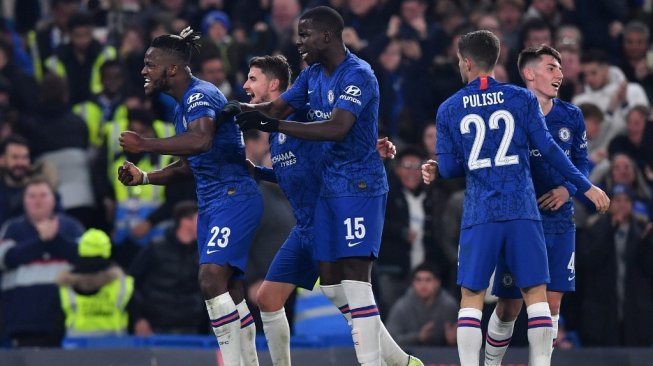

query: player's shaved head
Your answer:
[518,45,562,72]
[458,30,500,71]
[300,6,344,38]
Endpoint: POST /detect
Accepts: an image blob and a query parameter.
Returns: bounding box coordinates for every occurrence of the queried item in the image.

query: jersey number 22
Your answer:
[460,110,519,170]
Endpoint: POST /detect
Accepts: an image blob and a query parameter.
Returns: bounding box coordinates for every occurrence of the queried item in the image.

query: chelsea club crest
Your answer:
[278,133,287,144]
[328,90,334,104]
[558,127,571,142]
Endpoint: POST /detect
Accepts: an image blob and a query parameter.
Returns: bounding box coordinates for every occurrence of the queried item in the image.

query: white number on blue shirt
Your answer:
[208,226,231,248]
[460,110,519,170]
[344,217,366,240]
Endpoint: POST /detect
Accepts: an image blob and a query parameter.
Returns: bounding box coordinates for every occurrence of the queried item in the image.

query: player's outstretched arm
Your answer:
[237,108,355,141]
[241,97,295,119]
[582,185,610,214]
[118,159,192,187]
[421,160,438,184]
[120,117,215,156]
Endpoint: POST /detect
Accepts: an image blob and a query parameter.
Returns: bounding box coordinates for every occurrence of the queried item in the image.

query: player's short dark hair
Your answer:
[300,6,344,38]
[151,27,202,65]
[517,45,562,78]
[578,103,603,122]
[67,12,94,31]
[580,49,609,65]
[458,30,500,71]
[0,134,29,155]
[412,262,442,280]
[173,200,198,227]
[249,55,292,92]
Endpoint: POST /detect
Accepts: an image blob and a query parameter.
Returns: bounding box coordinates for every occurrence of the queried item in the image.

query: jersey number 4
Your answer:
[460,110,519,170]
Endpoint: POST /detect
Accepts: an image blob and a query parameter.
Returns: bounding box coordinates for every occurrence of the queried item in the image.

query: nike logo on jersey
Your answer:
[207,248,221,254]
[568,275,575,281]
[260,121,268,125]
[348,241,363,247]
[308,90,314,94]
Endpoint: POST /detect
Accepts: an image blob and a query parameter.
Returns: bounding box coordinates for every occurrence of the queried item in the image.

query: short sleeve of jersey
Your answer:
[332,69,372,118]
[185,90,222,124]
[281,67,309,110]
[436,106,454,155]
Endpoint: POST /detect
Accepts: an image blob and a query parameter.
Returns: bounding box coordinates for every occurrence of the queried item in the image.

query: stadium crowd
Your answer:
[0,0,652,350]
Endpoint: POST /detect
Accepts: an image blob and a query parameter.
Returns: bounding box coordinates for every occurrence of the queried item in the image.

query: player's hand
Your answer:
[118,161,145,186]
[236,110,279,132]
[537,185,570,211]
[376,137,396,159]
[583,185,610,214]
[217,100,242,126]
[421,159,438,184]
[119,131,146,153]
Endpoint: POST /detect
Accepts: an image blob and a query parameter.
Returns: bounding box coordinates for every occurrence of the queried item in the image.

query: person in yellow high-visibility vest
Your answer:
[43,12,117,104]
[56,228,134,337]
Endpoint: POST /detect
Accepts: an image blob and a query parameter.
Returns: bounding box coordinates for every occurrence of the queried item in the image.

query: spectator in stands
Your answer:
[378,146,442,313]
[198,55,234,100]
[574,0,627,57]
[25,0,81,81]
[0,177,84,347]
[577,184,653,346]
[596,153,652,220]
[495,0,525,51]
[608,105,653,178]
[73,60,128,150]
[0,39,39,114]
[557,43,583,102]
[578,103,609,172]
[129,201,207,335]
[0,135,57,227]
[573,50,650,149]
[56,228,134,337]
[523,0,569,29]
[198,11,234,77]
[619,21,653,102]
[554,24,583,53]
[386,263,458,347]
[16,74,94,228]
[342,0,391,52]
[45,12,117,104]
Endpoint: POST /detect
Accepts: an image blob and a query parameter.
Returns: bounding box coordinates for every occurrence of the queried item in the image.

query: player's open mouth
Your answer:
[551,81,560,89]
[299,50,308,59]
[144,78,151,87]
[246,91,254,98]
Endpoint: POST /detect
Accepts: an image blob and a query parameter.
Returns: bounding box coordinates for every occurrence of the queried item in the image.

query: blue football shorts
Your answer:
[458,219,550,292]
[197,194,263,280]
[265,226,320,290]
[493,230,575,298]
[313,194,387,262]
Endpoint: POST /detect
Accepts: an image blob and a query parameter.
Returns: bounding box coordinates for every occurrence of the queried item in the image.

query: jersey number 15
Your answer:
[460,110,519,170]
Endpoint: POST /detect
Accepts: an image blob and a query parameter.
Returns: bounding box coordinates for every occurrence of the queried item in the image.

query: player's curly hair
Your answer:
[150,26,202,64]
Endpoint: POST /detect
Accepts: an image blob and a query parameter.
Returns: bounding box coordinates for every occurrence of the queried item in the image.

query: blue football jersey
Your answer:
[530,99,589,234]
[174,77,259,212]
[281,50,388,197]
[436,76,591,229]
[269,108,327,229]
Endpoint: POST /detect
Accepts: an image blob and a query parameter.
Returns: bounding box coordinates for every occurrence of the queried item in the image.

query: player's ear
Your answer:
[269,78,280,92]
[522,67,534,82]
[167,64,178,77]
[323,31,330,43]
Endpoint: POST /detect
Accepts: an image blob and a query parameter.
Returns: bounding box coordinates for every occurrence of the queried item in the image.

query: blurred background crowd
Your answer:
[0,0,652,350]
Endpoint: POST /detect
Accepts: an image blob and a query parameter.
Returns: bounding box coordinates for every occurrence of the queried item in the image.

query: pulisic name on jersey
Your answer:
[271,151,296,167]
[462,91,504,108]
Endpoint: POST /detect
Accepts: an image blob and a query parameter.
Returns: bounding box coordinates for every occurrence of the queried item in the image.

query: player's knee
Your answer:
[256,286,284,312]
[495,299,521,321]
[547,299,561,315]
[198,265,230,298]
